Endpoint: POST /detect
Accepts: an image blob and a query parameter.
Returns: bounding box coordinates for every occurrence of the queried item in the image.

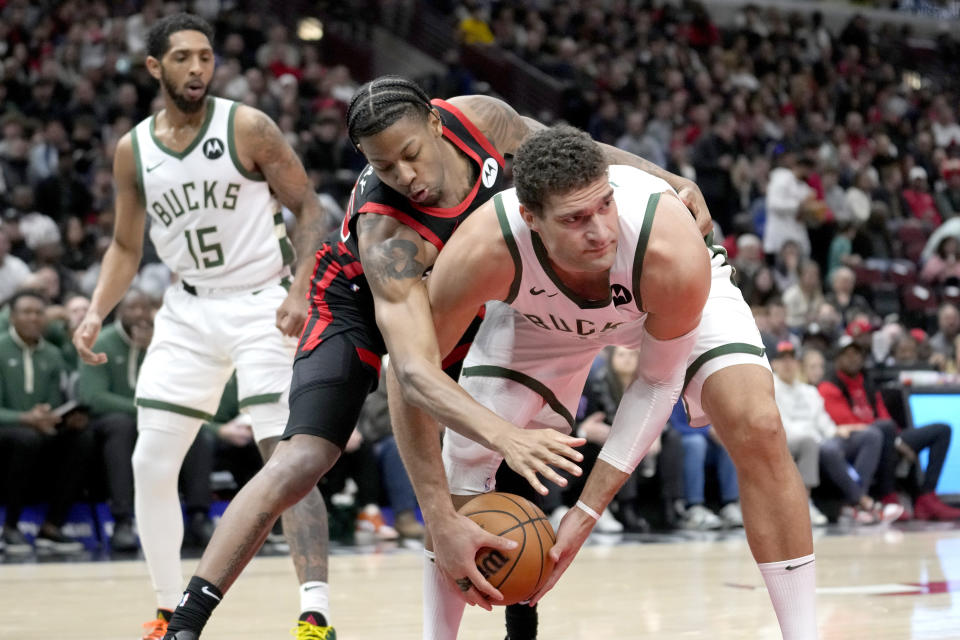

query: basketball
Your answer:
[457,492,556,605]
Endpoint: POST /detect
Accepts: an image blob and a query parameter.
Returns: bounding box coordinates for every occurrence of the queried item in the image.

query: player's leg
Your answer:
[687,267,816,639]
[699,365,817,640]
[133,290,234,639]
[165,333,378,639]
[133,410,207,611]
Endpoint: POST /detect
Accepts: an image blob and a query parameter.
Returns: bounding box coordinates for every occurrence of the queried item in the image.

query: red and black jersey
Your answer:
[297,99,508,368]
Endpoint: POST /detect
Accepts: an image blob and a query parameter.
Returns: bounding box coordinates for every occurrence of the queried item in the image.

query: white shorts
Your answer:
[443,257,770,494]
[135,283,297,441]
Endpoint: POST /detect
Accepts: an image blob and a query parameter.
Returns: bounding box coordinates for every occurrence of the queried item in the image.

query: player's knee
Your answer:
[261,437,339,504]
[723,404,785,462]
[132,442,180,486]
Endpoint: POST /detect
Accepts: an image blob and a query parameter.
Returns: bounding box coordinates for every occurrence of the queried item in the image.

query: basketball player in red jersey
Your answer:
[163,76,712,640]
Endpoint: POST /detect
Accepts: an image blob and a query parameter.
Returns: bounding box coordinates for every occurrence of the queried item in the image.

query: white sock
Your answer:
[758,554,818,640]
[133,413,203,611]
[422,549,465,640]
[300,581,330,622]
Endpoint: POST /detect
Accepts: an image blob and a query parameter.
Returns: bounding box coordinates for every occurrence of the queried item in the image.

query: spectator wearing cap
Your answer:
[770,342,831,526]
[783,259,825,330]
[930,302,960,363]
[934,158,960,219]
[903,166,942,227]
[764,149,816,257]
[815,336,898,524]
[920,236,960,286]
[819,335,960,521]
[826,266,872,325]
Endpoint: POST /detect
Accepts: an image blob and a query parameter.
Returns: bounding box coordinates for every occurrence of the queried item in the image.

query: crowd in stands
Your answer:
[3,0,960,555]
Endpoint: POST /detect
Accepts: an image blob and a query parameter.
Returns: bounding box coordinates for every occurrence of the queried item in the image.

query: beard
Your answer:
[160,67,208,114]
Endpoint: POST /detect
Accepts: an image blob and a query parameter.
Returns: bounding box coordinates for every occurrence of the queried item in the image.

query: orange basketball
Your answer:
[457,492,556,605]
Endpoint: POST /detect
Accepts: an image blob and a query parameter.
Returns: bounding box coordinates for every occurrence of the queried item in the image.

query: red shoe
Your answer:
[913,493,960,521]
[881,493,911,522]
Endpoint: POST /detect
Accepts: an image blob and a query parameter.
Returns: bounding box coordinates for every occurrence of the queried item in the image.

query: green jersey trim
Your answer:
[274,211,296,265]
[130,128,146,205]
[494,193,523,304]
[238,392,282,408]
[149,97,217,160]
[631,192,659,313]
[228,102,266,182]
[461,365,574,428]
[683,343,766,393]
[135,397,215,421]
[530,232,611,309]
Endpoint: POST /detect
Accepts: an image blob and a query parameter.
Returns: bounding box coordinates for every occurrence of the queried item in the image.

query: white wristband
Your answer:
[575,500,600,521]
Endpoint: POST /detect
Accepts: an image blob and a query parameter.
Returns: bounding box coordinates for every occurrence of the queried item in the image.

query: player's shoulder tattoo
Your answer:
[367,237,425,281]
[459,95,530,151]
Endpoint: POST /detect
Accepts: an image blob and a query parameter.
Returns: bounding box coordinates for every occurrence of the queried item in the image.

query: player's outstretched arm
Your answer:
[233,105,329,336]
[530,192,711,605]
[447,94,714,235]
[75,133,146,365]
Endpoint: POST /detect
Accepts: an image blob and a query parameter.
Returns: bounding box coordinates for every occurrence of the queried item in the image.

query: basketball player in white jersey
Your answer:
[388,127,818,639]
[72,14,328,640]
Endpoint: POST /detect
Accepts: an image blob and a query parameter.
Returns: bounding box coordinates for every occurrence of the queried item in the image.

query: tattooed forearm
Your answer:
[370,238,425,280]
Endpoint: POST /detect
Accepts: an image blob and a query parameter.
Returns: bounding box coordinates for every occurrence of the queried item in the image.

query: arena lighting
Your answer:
[903,70,922,90]
[298,17,323,41]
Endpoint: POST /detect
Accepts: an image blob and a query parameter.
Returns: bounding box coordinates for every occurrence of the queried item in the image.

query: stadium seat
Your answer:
[889,259,918,287]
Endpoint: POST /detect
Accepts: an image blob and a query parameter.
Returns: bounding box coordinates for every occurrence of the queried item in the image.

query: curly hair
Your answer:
[513,125,606,216]
[146,13,214,60]
[346,75,433,149]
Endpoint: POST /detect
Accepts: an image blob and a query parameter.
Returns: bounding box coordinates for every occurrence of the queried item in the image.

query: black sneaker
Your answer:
[111,519,139,552]
[35,525,84,553]
[161,631,199,640]
[1,526,32,555]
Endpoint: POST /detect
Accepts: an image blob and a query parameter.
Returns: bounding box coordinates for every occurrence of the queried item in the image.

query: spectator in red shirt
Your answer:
[818,336,960,521]
[902,166,943,228]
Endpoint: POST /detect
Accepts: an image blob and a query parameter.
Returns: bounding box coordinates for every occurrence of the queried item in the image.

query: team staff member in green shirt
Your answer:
[0,290,93,554]
[77,289,154,552]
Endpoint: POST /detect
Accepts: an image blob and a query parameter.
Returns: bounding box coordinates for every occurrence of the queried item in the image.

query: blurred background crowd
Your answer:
[2,0,960,555]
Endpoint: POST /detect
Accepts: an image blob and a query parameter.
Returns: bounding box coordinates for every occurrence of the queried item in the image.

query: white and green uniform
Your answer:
[443,164,769,494]
[130,96,296,439]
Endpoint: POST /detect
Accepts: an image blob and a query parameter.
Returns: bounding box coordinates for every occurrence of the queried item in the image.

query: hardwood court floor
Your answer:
[1,524,959,639]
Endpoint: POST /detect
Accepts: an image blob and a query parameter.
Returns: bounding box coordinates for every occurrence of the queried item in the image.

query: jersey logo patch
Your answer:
[611,284,633,306]
[481,157,499,188]
[203,137,225,159]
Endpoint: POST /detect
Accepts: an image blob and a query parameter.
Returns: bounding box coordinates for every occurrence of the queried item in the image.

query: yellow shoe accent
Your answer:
[292,619,337,639]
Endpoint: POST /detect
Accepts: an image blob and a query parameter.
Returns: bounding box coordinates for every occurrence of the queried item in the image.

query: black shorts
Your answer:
[286,241,487,449]
[283,332,382,450]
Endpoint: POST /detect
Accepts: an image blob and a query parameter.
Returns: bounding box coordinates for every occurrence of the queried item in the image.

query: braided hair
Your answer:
[346,76,434,149]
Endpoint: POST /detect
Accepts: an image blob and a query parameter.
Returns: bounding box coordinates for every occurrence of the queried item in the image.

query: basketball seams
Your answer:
[461,492,556,602]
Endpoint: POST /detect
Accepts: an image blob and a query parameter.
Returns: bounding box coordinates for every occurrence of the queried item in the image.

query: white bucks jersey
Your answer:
[131,96,293,288]
[493,165,677,342]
